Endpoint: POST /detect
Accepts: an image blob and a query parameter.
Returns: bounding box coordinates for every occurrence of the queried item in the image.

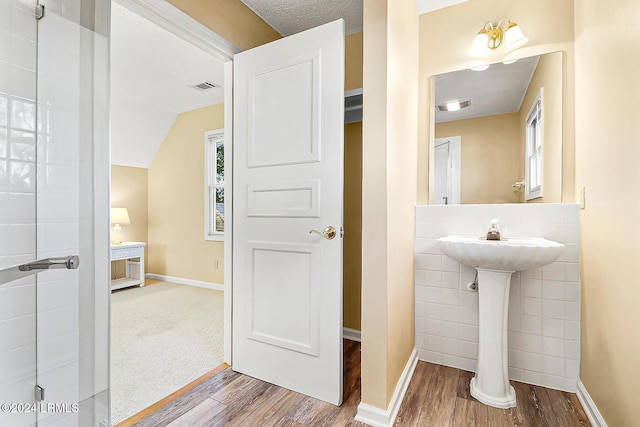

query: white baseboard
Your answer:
[343,327,362,342]
[577,380,608,427]
[145,273,224,291]
[355,348,418,427]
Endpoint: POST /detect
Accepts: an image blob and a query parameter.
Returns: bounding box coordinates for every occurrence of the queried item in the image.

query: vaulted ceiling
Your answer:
[110,2,225,168]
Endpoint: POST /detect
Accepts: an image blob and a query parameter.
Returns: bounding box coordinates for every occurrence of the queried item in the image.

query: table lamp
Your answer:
[111,207,130,245]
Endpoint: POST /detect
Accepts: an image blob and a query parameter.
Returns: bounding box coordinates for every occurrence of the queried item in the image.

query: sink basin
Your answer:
[438,236,563,272]
[436,235,563,409]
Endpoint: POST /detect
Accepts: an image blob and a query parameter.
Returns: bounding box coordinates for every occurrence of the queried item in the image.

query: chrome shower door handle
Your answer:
[18,255,80,271]
[1,255,80,287]
[309,226,337,240]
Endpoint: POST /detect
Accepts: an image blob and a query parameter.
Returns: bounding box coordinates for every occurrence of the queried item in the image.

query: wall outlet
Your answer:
[580,187,586,209]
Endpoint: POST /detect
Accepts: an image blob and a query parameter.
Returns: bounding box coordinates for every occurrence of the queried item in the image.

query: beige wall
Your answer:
[362,0,389,406]
[166,0,281,50]
[436,113,520,204]
[147,104,224,284]
[110,165,149,273]
[346,32,363,91]
[575,0,640,425]
[344,31,363,331]
[418,0,575,204]
[362,0,418,410]
[518,51,563,203]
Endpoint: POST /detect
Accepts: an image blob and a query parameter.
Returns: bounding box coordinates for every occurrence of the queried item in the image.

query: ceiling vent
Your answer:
[437,99,471,112]
[192,81,219,91]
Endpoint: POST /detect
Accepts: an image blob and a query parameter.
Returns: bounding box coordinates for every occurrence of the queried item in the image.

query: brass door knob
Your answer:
[309,226,337,240]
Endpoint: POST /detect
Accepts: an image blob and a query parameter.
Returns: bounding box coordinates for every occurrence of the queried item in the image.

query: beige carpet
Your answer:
[110,280,224,425]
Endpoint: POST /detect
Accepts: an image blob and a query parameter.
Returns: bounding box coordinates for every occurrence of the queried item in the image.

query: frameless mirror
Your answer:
[430,51,563,204]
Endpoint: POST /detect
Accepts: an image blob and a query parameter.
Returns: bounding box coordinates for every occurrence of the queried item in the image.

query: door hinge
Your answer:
[35,4,45,20]
[340,227,344,238]
[35,385,45,402]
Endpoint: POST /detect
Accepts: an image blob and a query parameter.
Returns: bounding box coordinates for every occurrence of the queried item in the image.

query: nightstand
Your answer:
[110,242,146,291]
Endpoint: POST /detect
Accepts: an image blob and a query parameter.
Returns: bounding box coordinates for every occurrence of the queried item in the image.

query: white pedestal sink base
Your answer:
[470,377,516,409]
[472,268,517,409]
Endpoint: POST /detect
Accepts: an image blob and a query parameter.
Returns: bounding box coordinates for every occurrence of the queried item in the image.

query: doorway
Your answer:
[110,0,344,418]
[108,1,234,423]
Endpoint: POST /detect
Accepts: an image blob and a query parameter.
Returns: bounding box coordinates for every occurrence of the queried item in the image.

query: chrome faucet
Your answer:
[486,219,501,241]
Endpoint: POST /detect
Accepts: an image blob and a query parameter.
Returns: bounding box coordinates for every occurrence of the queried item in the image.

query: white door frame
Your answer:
[114,0,240,60]
[433,136,461,205]
[115,0,239,364]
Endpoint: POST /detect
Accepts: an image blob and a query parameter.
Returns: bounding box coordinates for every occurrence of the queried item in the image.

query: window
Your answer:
[205,129,224,240]
[525,88,543,200]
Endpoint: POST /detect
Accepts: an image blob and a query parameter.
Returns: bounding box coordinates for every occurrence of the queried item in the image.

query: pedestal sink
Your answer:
[437,235,563,408]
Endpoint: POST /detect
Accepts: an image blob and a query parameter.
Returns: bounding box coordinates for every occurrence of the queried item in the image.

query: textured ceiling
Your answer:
[435,55,540,123]
[111,2,225,168]
[238,0,468,37]
[240,0,363,36]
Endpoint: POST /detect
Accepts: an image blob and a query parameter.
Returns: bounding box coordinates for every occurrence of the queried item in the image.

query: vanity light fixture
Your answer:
[503,59,519,65]
[470,64,490,71]
[468,19,529,57]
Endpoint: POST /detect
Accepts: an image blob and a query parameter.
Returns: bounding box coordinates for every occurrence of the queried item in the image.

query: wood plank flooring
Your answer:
[396,365,590,426]
[131,340,590,426]
[117,363,229,426]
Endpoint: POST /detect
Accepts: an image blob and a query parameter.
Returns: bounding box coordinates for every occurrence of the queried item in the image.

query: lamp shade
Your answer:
[468,32,491,57]
[505,22,529,50]
[111,208,130,225]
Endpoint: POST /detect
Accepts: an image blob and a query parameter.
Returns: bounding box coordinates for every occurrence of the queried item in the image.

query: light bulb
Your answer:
[446,101,461,112]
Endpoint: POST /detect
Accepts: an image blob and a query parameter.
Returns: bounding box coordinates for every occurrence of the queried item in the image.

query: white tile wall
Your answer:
[415,204,581,392]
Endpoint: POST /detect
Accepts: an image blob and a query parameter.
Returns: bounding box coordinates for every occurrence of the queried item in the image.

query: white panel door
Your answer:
[434,140,451,204]
[233,20,345,405]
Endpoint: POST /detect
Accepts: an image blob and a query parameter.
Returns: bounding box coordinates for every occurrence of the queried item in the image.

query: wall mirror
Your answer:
[430,51,563,204]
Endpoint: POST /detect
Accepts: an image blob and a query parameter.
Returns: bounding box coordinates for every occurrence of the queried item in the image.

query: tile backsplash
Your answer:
[415,203,580,392]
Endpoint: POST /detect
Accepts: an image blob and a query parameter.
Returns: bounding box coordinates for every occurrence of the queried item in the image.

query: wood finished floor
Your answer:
[132,340,590,426]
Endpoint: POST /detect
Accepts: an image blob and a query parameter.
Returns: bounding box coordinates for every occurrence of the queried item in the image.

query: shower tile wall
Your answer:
[415,204,581,392]
[0,1,38,426]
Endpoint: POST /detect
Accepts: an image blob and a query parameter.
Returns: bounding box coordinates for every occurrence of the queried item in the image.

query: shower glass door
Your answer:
[0,3,38,425]
[0,0,110,426]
